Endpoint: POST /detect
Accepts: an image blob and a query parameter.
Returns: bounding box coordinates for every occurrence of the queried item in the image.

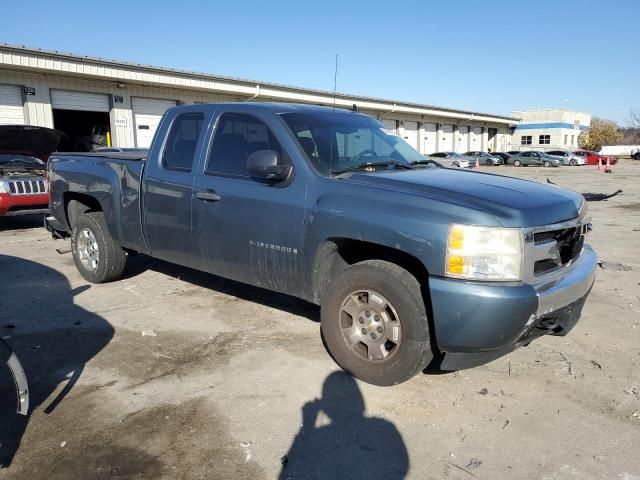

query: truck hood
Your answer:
[0,125,64,161]
[341,168,584,227]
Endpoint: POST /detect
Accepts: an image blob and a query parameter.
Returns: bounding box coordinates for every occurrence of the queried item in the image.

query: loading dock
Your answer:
[50,90,111,151]
[132,98,178,148]
[0,84,25,125]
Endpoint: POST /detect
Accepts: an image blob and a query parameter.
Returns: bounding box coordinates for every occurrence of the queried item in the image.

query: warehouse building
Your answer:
[0,44,515,154]
[511,109,591,152]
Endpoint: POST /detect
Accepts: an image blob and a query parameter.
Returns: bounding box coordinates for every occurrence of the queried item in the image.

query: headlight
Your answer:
[446,224,524,281]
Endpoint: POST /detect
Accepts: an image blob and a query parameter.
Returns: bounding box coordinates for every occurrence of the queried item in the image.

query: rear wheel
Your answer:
[72,212,127,283]
[320,260,432,386]
[569,159,577,166]
[513,159,521,167]
[543,160,551,168]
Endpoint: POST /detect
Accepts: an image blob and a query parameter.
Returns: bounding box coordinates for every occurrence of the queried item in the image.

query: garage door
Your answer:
[0,84,25,125]
[132,97,177,148]
[50,90,110,112]
[381,119,397,134]
[471,127,482,150]
[441,124,454,151]
[457,126,469,153]
[422,122,436,154]
[402,121,419,150]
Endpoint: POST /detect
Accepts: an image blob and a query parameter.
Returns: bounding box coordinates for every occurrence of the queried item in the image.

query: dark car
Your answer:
[632,149,640,160]
[491,152,511,163]
[46,103,596,386]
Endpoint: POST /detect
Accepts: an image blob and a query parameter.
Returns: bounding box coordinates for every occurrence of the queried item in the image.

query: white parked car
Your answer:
[428,151,474,168]
[545,150,586,166]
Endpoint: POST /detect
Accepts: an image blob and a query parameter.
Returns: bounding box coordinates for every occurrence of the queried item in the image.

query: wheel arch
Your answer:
[311,237,430,305]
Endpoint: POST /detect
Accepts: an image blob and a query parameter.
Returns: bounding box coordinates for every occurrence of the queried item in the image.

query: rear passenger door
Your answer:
[143,109,207,268]
[192,109,306,293]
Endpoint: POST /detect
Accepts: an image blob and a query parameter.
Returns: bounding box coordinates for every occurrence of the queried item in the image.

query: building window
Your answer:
[539,135,550,145]
[521,135,532,145]
[564,134,568,145]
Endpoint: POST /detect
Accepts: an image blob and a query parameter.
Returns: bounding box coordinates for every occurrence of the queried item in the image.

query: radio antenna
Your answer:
[333,54,338,111]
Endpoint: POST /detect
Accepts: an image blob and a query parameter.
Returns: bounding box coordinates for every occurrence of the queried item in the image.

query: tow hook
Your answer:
[1,338,29,415]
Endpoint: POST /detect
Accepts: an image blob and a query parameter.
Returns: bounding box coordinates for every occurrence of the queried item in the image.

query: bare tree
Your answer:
[627,108,640,128]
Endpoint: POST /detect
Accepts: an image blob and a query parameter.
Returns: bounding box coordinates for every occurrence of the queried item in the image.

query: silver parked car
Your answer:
[463,151,503,166]
[428,151,474,168]
[545,150,585,166]
[510,151,562,168]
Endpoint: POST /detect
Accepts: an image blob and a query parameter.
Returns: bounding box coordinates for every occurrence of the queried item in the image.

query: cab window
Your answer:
[162,113,205,172]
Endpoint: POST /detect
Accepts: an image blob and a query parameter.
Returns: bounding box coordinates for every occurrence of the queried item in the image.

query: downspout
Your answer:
[245,84,260,101]
[377,103,397,120]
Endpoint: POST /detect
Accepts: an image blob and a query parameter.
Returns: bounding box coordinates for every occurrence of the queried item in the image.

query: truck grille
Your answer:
[533,226,585,276]
[5,179,48,196]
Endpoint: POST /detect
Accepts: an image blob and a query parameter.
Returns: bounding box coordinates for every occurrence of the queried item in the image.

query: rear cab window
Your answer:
[162,113,205,172]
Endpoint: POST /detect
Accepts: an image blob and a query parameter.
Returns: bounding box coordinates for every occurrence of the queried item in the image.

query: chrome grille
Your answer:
[5,179,48,196]
[523,216,590,282]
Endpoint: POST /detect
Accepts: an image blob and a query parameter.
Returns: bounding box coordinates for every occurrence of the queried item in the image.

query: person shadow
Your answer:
[279,371,409,480]
[0,254,115,468]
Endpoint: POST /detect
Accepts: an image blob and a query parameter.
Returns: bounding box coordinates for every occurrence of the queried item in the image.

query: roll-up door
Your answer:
[422,122,437,154]
[441,124,454,151]
[50,90,110,112]
[0,84,25,125]
[381,119,397,134]
[471,127,482,150]
[132,97,177,148]
[458,126,469,153]
[402,121,418,150]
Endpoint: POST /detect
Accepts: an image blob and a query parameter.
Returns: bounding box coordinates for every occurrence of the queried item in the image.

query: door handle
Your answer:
[195,190,222,202]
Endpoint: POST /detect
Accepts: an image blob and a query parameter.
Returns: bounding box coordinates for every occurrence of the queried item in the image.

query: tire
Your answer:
[320,260,432,386]
[71,212,127,283]
[570,159,577,166]
[513,159,521,167]
[543,161,551,168]
[485,159,492,166]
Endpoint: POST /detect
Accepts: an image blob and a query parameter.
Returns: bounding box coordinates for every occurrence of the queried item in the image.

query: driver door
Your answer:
[191,109,307,293]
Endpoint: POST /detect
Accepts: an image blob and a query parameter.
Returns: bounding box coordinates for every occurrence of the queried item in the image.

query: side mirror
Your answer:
[247,150,291,182]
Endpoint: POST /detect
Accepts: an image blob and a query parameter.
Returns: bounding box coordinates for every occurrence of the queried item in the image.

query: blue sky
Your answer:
[1,0,638,122]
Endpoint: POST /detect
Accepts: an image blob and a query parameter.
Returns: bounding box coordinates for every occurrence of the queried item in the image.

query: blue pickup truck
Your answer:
[46,103,597,386]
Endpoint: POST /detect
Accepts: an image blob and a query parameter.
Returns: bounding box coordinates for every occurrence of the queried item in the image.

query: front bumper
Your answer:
[429,245,597,369]
[0,192,49,216]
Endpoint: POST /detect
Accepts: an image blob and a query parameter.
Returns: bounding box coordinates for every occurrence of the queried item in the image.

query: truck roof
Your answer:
[178,102,364,116]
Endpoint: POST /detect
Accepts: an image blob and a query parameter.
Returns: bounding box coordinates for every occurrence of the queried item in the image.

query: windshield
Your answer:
[281,112,425,175]
[0,154,45,167]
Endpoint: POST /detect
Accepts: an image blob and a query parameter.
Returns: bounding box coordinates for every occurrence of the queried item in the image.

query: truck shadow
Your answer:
[279,371,409,479]
[0,254,114,468]
[0,215,44,231]
[123,254,320,322]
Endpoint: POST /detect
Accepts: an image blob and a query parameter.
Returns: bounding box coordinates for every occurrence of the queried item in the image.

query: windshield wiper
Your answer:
[331,160,413,176]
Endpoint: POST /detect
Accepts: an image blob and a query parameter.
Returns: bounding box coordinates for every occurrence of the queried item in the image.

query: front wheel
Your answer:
[485,159,492,166]
[320,260,432,386]
[72,212,127,283]
[513,159,521,167]
[543,161,551,168]
[570,159,577,166]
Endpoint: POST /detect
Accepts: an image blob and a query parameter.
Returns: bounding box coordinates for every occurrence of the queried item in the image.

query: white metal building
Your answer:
[511,109,591,152]
[0,44,515,153]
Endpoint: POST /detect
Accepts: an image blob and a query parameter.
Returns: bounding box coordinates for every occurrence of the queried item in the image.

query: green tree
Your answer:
[578,117,623,151]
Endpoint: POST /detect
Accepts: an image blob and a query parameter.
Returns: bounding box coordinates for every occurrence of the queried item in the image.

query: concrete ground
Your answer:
[0,160,639,480]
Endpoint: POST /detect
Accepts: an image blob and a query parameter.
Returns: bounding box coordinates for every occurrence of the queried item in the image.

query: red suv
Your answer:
[0,125,63,217]
[573,149,617,166]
